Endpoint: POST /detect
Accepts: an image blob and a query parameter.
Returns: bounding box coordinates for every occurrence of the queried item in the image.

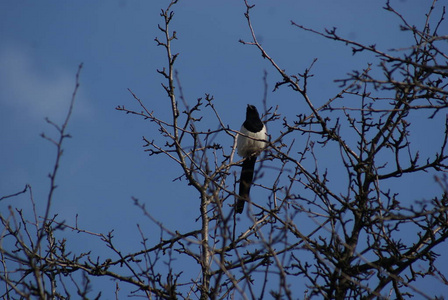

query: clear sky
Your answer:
[1,0,446,298]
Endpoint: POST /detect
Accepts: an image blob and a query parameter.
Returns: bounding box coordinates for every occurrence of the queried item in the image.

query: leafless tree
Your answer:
[1,0,448,299]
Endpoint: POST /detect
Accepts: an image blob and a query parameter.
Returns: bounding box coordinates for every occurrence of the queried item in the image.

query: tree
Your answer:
[1,0,448,299]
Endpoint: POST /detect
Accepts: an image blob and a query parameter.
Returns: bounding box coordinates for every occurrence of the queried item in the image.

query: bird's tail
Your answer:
[236,156,257,214]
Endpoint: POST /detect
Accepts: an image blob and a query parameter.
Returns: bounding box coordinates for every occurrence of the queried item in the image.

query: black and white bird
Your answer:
[236,104,268,214]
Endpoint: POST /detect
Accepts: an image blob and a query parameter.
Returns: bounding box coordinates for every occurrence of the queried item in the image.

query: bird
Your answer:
[236,104,268,214]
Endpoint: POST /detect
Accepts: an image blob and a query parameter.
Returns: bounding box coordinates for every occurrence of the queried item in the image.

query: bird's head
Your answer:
[246,104,260,118]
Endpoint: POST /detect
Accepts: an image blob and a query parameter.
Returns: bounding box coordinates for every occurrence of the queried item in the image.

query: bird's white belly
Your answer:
[237,125,267,157]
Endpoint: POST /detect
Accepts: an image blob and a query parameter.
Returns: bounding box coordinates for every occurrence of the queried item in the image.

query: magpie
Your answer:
[236,104,268,214]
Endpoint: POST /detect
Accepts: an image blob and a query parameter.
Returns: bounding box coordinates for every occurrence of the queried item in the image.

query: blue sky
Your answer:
[1,0,447,298]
